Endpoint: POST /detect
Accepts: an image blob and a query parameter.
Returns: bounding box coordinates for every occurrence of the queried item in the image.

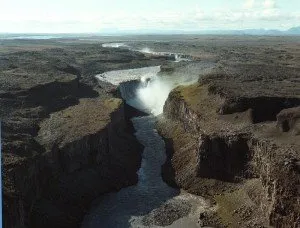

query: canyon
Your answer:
[1,36,300,227]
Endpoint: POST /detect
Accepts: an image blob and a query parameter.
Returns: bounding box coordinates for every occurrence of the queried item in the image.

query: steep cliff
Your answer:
[3,97,142,228]
[1,44,156,228]
[158,81,300,227]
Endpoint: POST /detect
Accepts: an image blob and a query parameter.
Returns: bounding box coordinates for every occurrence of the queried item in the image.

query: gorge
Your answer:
[1,36,300,228]
[82,57,216,227]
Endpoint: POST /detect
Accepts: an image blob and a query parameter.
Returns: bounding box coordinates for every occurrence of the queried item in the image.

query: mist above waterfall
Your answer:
[136,74,200,115]
[135,62,215,115]
[137,76,173,115]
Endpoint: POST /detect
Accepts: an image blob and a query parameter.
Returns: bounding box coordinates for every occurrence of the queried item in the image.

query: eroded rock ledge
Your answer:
[158,73,300,227]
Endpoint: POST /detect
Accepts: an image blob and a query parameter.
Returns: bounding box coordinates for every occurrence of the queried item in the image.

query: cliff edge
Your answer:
[158,63,300,227]
[1,42,164,228]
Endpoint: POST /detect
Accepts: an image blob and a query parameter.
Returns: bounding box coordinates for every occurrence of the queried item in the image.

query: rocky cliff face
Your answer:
[2,44,158,228]
[31,98,142,228]
[3,96,142,228]
[158,80,300,227]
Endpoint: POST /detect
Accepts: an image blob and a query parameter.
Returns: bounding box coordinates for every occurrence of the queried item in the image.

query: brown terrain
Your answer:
[1,35,300,228]
[156,36,300,227]
[0,39,168,228]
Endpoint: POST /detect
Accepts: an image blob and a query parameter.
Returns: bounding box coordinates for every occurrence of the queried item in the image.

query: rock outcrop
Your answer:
[158,66,300,227]
[276,106,300,134]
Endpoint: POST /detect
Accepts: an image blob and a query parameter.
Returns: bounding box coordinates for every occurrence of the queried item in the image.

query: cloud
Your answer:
[243,0,256,9]
[263,0,276,9]
[0,0,299,33]
[243,0,277,10]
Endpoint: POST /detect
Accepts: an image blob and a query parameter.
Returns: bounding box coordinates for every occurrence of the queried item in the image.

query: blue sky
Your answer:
[0,0,299,33]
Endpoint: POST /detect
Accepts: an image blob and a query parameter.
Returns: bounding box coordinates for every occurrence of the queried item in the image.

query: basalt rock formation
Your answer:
[158,63,300,227]
[1,42,166,228]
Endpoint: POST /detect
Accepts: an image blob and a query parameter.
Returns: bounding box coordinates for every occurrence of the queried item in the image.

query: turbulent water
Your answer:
[139,47,191,62]
[83,50,215,227]
[96,66,160,86]
[97,62,214,115]
[101,43,129,48]
[101,43,192,62]
[134,62,214,115]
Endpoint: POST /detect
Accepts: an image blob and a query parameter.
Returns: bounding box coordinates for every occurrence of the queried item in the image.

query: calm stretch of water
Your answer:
[82,116,177,227]
[82,114,210,228]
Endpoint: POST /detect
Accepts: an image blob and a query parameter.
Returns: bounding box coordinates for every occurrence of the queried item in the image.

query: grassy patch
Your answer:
[214,180,261,227]
[103,98,122,111]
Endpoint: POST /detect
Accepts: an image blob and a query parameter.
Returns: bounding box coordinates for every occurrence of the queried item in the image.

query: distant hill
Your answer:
[1,26,299,39]
[287,26,300,35]
[98,26,300,36]
[191,27,300,36]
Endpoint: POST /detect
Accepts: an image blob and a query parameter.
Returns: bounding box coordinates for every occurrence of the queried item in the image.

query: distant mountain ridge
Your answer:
[287,26,300,34]
[1,26,300,38]
[98,26,300,36]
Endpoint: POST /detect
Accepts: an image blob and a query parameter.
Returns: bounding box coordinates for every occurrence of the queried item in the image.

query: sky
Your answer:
[0,0,299,33]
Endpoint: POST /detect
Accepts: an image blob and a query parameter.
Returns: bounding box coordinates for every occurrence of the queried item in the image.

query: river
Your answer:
[82,51,215,228]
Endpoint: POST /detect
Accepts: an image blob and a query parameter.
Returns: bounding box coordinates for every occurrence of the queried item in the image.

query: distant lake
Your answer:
[0,34,67,39]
